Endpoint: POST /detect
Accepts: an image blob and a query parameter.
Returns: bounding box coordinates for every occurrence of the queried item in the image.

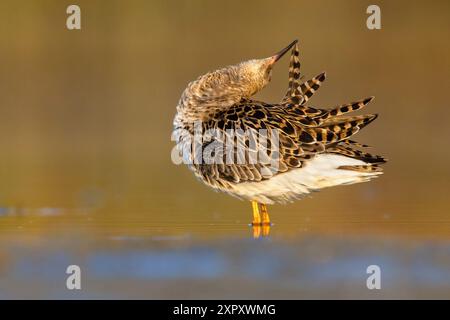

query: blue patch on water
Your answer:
[88,248,227,279]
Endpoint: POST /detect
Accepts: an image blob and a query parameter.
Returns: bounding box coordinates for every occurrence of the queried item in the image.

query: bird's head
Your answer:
[176,40,299,122]
[234,40,298,97]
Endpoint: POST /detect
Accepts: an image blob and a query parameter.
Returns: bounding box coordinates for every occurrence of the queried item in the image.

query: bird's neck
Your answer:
[175,68,251,124]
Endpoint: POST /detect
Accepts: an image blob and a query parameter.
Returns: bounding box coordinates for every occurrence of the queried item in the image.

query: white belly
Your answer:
[225,154,382,204]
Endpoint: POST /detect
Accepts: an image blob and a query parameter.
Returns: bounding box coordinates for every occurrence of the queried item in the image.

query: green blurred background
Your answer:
[1,0,449,238]
[0,0,450,299]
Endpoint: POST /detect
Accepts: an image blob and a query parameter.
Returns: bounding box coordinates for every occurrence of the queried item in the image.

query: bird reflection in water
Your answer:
[252,224,271,239]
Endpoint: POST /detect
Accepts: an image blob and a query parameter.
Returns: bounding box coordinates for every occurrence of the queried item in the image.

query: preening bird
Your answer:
[173,40,386,227]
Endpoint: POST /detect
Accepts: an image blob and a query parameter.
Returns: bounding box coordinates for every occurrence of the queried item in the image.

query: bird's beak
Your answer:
[270,39,298,64]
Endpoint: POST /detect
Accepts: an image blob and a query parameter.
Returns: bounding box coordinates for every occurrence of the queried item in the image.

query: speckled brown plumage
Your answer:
[173,40,386,207]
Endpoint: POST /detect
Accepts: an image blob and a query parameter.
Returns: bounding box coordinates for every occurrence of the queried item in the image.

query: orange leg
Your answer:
[260,203,271,225]
[251,201,261,225]
[250,202,272,238]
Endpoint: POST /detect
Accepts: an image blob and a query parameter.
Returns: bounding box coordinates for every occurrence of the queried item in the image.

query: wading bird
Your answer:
[173,40,386,233]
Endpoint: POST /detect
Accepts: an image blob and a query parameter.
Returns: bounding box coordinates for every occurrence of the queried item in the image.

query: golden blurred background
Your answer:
[0,0,450,240]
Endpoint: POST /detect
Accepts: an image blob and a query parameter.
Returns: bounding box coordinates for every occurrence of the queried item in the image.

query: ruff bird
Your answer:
[173,40,386,227]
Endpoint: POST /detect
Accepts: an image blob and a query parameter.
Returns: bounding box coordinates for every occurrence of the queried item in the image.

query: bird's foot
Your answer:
[250,201,272,238]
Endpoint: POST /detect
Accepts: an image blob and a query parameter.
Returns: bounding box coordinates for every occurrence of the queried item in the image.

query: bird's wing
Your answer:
[196,98,384,185]
[281,42,376,124]
[281,42,302,103]
[281,43,326,109]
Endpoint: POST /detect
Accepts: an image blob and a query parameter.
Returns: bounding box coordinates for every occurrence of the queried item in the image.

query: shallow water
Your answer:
[1,0,450,299]
[1,204,450,299]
